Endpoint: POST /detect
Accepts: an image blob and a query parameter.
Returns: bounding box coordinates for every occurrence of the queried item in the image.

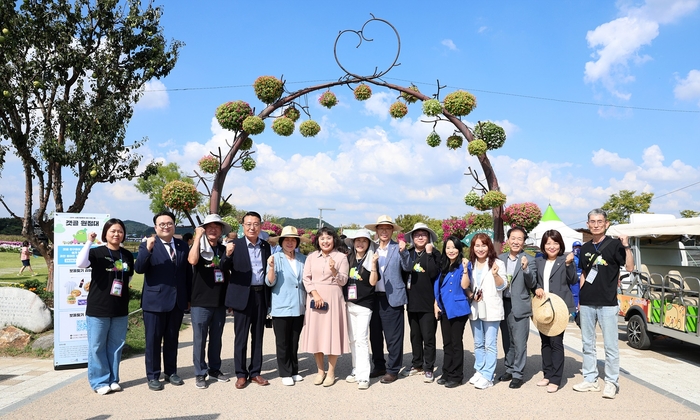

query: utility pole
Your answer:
[318,208,335,230]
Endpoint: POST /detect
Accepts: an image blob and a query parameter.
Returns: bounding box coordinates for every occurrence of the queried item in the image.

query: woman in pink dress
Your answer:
[18,241,36,276]
[300,227,350,387]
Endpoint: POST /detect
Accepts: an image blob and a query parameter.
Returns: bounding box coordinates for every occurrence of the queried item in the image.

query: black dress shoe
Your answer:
[148,380,163,391]
[509,378,523,389]
[369,369,386,378]
[445,380,462,388]
[436,377,447,385]
[498,373,513,382]
[164,373,184,386]
[380,373,398,384]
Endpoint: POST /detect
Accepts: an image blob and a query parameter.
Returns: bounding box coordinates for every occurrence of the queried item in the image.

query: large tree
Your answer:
[601,190,654,224]
[0,0,182,290]
[135,162,200,226]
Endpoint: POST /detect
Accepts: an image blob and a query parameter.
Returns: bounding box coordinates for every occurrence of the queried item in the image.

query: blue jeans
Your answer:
[579,305,619,386]
[86,315,128,390]
[191,306,227,376]
[470,319,500,382]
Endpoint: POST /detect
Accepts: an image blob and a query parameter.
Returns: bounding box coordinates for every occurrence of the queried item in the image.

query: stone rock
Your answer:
[0,325,31,349]
[0,287,53,333]
[31,333,54,351]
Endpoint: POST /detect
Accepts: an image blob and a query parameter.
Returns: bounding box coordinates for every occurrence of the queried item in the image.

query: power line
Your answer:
[143,78,700,114]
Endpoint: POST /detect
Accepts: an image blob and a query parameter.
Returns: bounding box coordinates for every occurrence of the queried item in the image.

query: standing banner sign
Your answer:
[53,213,109,369]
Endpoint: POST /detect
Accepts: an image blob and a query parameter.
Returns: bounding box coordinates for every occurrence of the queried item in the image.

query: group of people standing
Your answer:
[78,208,631,401]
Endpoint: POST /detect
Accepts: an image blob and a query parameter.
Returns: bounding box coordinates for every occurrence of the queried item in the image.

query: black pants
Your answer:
[500,297,512,357]
[408,311,437,371]
[440,315,468,383]
[540,331,565,386]
[272,316,304,377]
[143,306,184,381]
[369,293,404,375]
[232,289,266,379]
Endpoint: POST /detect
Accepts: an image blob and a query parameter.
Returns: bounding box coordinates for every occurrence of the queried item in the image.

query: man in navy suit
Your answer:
[135,210,192,391]
[222,211,272,389]
[365,215,409,384]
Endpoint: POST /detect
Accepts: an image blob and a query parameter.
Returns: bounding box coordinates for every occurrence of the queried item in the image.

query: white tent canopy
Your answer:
[527,205,583,252]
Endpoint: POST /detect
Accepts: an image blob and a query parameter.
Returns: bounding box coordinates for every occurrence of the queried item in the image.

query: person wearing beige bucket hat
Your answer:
[533,229,577,394]
[364,215,410,384]
[265,226,307,386]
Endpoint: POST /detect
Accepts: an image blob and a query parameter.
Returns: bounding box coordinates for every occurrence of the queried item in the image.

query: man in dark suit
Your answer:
[496,226,539,389]
[222,211,272,389]
[135,210,192,391]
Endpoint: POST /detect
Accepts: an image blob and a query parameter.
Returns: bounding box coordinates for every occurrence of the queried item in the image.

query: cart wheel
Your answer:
[627,314,651,350]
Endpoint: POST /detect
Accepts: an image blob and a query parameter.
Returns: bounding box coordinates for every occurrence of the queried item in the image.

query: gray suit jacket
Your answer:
[535,255,577,312]
[377,241,408,307]
[499,252,537,318]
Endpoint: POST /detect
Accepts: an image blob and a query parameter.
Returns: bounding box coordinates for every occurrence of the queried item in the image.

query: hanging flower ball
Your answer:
[242,115,265,135]
[239,138,253,151]
[389,101,408,119]
[299,120,321,137]
[354,84,372,101]
[473,199,490,211]
[473,121,507,150]
[253,76,284,104]
[216,101,253,131]
[401,84,420,104]
[467,139,488,156]
[284,106,301,122]
[241,156,256,172]
[162,181,199,212]
[443,90,477,116]
[198,155,219,174]
[422,99,443,116]
[272,116,295,136]
[482,190,507,209]
[426,131,441,147]
[319,91,338,109]
[446,135,463,150]
[503,202,542,232]
[464,191,481,207]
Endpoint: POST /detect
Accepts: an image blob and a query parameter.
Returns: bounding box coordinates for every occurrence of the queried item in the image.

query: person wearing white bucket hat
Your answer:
[342,228,378,390]
[399,222,441,383]
[188,213,232,389]
[364,215,410,384]
[265,226,307,386]
[534,229,577,394]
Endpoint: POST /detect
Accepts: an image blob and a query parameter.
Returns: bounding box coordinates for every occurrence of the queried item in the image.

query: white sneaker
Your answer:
[96,386,111,395]
[109,383,122,392]
[602,381,617,399]
[357,380,369,390]
[292,375,304,382]
[281,377,294,386]
[474,376,493,390]
[345,374,357,383]
[573,379,601,392]
[468,371,483,385]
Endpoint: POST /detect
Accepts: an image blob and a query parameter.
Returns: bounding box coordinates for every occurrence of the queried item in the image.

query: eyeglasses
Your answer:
[157,222,174,229]
[413,232,429,238]
[243,223,260,229]
[587,220,607,226]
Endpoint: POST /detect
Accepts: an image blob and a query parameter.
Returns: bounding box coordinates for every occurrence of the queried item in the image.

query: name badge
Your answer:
[214,269,224,283]
[348,284,357,300]
[110,279,123,297]
[586,266,598,284]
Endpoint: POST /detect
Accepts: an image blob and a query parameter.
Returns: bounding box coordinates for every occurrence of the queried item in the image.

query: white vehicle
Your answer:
[608,214,700,349]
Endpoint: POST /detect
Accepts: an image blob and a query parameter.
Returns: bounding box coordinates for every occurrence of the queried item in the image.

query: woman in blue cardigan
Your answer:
[266,226,307,386]
[434,235,471,388]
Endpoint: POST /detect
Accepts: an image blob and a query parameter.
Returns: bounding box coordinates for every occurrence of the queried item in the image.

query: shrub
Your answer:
[216,101,253,131]
[446,135,463,150]
[162,181,199,212]
[442,218,467,241]
[482,190,507,209]
[503,202,542,232]
[467,139,487,156]
[272,117,295,136]
[464,191,481,207]
[299,120,321,137]
[319,91,338,109]
[401,84,420,104]
[261,221,282,236]
[284,106,301,122]
[253,76,284,104]
[241,157,256,172]
[422,99,443,116]
[239,138,253,151]
[354,84,372,101]
[389,101,408,119]
[198,155,218,174]
[242,116,265,135]
[426,131,441,147]
[473,121,506,150]
[443,90,477,116]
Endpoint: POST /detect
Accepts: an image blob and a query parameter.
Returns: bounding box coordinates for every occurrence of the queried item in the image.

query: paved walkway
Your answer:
[1,315,699,419]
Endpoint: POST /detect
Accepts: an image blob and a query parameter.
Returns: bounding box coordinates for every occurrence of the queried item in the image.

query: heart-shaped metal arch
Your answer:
[333,14,401,80]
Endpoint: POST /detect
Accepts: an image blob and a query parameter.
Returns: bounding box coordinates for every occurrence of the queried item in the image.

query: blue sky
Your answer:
[3,0,700,230]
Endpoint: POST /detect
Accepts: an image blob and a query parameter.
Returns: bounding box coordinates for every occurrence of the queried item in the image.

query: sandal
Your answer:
[314,372,326,386]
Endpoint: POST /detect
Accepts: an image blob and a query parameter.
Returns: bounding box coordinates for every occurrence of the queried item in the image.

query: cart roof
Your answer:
[607,216,700,240]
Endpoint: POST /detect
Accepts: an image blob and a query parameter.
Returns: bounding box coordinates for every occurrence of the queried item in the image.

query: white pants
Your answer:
[347,302,372,382]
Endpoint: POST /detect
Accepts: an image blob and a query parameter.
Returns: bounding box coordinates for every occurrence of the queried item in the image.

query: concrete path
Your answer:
[1,314,699,419]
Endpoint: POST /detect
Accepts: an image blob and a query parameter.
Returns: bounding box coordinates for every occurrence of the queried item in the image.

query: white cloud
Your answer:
[478,26,488,34]
[591,149,636,171]
[362,91,392,120]
[441,39,458,51]
[674,69,700,105]
[136,79,170,109]
[584,0,699,100]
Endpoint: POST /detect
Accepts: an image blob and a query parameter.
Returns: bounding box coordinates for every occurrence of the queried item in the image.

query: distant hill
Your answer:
[124,220,194,238]
[277,217,335,230]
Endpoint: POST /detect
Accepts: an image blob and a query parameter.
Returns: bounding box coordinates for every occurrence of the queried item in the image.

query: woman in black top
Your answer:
[343,229,378,389]
[76,219,134,395]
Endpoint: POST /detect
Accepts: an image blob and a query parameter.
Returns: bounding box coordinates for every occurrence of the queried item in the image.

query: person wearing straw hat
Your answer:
[188,214,232,389]
[265,226,307,387]
[365,215,410,384]
[399,222,441,383]
[533,229,577,393]
[496,225,539,389]
[343,228,378,390]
